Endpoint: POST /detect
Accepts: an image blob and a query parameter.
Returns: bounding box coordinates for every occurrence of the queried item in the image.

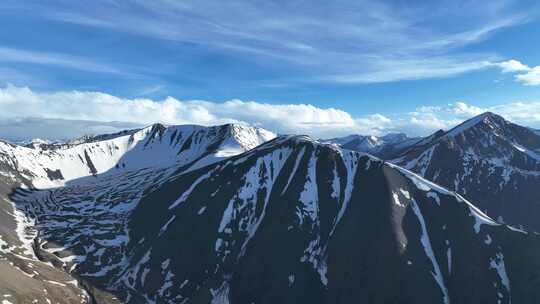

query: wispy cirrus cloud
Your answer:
[323,57,495,84]
[0,46,129,75]
[137,85,165,97]
[0,67,44,86]
[7,0,531,84]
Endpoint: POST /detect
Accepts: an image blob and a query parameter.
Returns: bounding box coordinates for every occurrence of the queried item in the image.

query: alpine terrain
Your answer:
[327,112,540,233]
[0,123,275,303]
[390,112,540,232]
[4,0,540,302]
[0,120,539,303]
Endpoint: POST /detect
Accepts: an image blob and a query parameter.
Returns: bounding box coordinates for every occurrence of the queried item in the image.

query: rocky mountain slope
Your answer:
[0,123,275,189]
[0,123,275,303]
[391,112,540,231]
[8,134,540,303]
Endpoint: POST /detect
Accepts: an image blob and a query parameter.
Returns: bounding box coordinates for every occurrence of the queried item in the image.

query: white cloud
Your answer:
[450,101,485,116]
[0,85,372,138]
[1,86,539,140]
[494,59,530,73]
[354,114,393,134]
[408,113,450,131]
[407,103,485,133]
[515,66,540,86]
[489,101,540,124]
[421,101,485,117]
[492,59,540,86]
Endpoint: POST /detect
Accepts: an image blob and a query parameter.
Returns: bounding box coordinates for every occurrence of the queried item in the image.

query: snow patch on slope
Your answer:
[410,199,449,304]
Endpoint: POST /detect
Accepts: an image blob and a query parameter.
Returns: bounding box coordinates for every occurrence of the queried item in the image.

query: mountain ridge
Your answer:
[391,112,540,231]
[1,120,540,303]
[0,123,274,303]
[0,123,276,188]
[108,135,540,303]
[9,134,540,303]
[326,112,540,232]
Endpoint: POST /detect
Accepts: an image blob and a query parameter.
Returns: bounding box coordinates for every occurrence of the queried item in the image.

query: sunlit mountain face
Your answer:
[329,112,540,232]
[1,117,540,303]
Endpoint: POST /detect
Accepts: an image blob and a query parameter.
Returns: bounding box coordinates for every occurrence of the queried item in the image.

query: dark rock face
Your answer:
[11,136,540,303]
[2,121,540,303]
[44,168,64,180]
[0,123,274,303]
[391,112,540,232]
[125,137,540,304]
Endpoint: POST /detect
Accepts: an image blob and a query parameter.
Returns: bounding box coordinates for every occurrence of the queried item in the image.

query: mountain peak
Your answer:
[445,112,507,138]
[477,111,496,118]
[477,111,507,125]
[381,132,409,143]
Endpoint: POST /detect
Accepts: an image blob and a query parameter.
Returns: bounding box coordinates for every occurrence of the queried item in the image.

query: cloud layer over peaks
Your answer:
[1,86,540,140]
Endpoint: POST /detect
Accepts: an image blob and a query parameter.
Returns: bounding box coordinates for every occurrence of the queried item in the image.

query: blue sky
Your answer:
[1,0,540,138]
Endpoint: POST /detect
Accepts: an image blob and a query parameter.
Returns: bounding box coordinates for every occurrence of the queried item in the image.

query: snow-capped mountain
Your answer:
[323,133,420,158]
[391,112,540,231]
[0,123,275,188]
[7,134,540,303]
[0,123,275,303]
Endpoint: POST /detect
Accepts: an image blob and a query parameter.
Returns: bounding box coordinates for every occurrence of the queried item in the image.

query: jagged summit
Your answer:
[0,123,276,188]
[391,111,540,231]
[445,111,508,138]
[397,112,540,157]
[323,121,515,162]
[21,122,270,150]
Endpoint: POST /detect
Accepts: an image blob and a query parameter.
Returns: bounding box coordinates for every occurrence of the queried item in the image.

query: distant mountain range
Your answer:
[327,112,540,232]
[0,114,539,303]
[322,132,421,159]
